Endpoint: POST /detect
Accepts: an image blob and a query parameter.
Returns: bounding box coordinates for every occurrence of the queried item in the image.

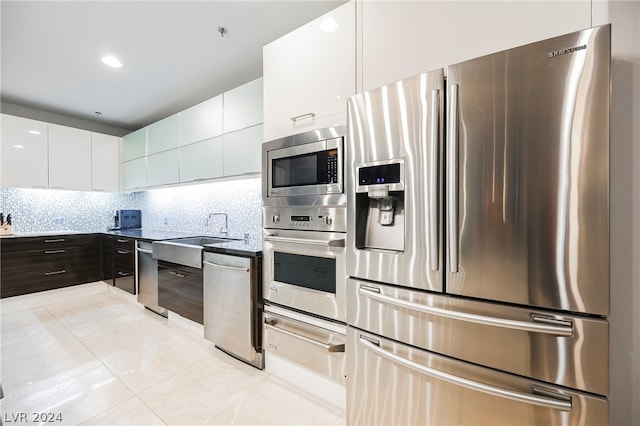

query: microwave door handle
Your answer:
[265,235,345,247]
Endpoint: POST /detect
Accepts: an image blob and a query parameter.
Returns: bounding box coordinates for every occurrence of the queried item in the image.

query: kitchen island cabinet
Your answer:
[0,234,101,298]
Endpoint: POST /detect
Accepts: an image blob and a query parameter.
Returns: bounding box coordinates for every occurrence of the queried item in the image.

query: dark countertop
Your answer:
[104,229,202,241]
[203,238,263,257]
[2,229,263,256]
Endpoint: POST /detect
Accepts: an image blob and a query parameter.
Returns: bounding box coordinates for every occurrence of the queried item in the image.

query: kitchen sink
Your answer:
[152,236,237,269]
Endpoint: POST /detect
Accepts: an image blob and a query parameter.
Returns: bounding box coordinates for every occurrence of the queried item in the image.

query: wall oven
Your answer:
[262,127,348,388]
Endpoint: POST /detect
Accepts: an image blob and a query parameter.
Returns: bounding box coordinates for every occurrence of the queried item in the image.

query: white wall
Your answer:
[594,1,640,424]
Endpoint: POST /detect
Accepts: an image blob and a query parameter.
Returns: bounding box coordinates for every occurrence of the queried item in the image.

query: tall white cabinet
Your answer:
[263,1,355,140]
[48,124,92,191]
[91,133,120,192]
[1,114,49,188]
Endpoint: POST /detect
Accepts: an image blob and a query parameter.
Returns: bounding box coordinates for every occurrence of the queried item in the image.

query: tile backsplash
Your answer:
[0,177,263,238]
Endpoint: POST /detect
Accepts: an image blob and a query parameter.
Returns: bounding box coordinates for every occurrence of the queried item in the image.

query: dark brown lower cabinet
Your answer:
[0,234,101,298]
[113,237,135,295]
[157,260,203,324]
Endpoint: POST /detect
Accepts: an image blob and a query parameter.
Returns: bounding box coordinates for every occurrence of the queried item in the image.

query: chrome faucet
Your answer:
[206,212,228,235]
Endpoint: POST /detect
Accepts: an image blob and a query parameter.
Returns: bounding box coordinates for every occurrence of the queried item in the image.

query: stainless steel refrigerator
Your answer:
[346,25,610,425]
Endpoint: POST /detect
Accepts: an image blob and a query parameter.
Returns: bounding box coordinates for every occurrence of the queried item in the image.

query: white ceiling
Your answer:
[0,0,346,133]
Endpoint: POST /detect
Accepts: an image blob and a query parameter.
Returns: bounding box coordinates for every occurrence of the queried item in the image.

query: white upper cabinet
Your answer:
[179,136,224,182]
[180,95,223,146]
[147,150,180,187]
[48,123,92,191]
[222,124,263,177]
[122,158,147,191]
[359,1,591,91]
[263,1,355,140]
[91,133,120,192]
[223,77,263,133]
[0,114,49,188]
[122,127,146,161]
[147,113,179,155]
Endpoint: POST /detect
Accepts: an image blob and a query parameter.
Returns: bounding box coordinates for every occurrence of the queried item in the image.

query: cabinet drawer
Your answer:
[158,261,203,324]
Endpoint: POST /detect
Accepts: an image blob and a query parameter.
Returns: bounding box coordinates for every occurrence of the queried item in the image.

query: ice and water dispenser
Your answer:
[354,161,405,252]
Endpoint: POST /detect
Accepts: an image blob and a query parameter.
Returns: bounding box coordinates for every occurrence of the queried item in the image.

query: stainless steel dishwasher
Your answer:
[136,240,168,317]
[203,251,263,369]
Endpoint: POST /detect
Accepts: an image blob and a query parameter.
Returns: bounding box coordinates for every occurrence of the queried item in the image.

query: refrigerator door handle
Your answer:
[359,285,573,336]
[447,84,459,273]
[429,88,440,272]
[359,336,572,411]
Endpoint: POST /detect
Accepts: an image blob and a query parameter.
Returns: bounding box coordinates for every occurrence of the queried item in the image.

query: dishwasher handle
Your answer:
[135,246,153,255]
[203,260,249,273]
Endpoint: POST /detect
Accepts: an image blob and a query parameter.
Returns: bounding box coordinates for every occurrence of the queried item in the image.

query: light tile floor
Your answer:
[0,283,346,425]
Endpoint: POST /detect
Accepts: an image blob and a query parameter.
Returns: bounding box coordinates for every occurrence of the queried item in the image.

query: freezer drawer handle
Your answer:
[264,320,345,353]
[135,247,153,255]
[266,235,345,247]
[203,260,249,273]
[359,336,572,411]
[359,286,573,336]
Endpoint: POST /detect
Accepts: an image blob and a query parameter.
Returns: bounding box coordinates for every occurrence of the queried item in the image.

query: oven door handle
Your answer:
[265,235,345,247]
[264,320,345,353]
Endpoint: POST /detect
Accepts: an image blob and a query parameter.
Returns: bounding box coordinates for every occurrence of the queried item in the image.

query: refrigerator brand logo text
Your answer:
[548,44,587,58]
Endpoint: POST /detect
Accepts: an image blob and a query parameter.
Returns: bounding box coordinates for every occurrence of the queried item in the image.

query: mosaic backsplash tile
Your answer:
[0,177,263,239]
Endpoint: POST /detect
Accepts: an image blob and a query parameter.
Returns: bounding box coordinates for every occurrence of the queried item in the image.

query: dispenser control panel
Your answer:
[359,163,401,185]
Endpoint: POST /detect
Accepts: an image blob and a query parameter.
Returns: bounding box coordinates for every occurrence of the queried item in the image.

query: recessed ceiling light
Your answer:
[101,55,122,68]
[13,144,25,149]
[27,130,41,135]
[320,17,339,33]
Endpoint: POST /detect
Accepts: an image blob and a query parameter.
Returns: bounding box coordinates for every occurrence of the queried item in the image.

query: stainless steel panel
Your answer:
[136,241,167,316]
[446,25,610,315]
[203,252,262,369]
[263,228,346,322]
[263,206,347,233]
[347,278,608,396]
[264,306,346,384]
[347,69,444,291]
[347,327,608,426]
[262,126,347,207]
[152,240,203,269]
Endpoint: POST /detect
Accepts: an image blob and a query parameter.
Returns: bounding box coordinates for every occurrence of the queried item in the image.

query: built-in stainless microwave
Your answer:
[262,126,346,207]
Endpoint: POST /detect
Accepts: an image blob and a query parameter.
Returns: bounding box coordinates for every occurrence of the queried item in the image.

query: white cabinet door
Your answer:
[222,124,263,177]
[122,157,147,191]
[360,1,591,91]
[263,1,355,140]
[147,113,180,155]
[179,136,223,182]
[223,77,263,133]
[91,133,120,192]
[122,127,146,161]
[180,95,223,146]
[0,114,49,188]
[147,150,180,187]
[48,123,92,191]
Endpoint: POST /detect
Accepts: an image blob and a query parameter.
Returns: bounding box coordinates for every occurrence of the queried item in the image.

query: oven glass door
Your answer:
[263,229,346,322]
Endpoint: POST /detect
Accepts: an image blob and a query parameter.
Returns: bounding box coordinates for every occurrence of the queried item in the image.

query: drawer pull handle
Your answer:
[116,239,129,243]
[117,272,130,277]
[264,320,344,353]
[45,270,66,276]
[45,239,65,243]
[290,112,315,122]
[117,250,130,254]
[45,249,66,254]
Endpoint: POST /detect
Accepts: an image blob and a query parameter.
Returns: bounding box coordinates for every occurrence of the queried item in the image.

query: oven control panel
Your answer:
[263,206,346,233]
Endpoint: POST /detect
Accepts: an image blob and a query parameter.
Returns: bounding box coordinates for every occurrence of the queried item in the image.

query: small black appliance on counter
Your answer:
[109,209,142,230]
